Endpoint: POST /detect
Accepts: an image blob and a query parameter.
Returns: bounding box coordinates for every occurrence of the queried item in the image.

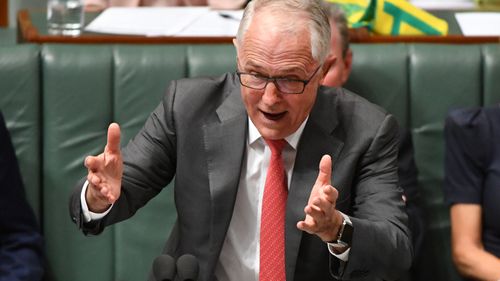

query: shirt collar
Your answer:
[248,117,308,150]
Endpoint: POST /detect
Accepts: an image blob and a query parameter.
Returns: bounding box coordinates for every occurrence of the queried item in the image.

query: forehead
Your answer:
[238,9,315,73]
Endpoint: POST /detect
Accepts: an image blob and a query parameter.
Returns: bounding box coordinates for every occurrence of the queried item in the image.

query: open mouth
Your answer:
[262,110,287,121]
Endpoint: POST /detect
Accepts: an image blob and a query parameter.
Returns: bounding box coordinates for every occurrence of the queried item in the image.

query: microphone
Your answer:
[152,254,176,281]
[176,254,199,281]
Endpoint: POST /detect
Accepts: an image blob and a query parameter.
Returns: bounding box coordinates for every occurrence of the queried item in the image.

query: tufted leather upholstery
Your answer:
[1,43,499,281]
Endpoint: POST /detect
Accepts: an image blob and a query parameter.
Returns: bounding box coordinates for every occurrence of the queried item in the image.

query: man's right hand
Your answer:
[84,123,123,213]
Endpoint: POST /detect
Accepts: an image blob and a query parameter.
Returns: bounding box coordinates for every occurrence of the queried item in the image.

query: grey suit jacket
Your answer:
[70,73,412,281]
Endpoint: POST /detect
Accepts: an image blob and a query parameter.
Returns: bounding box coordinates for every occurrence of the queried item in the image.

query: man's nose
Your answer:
[261,81,282,105]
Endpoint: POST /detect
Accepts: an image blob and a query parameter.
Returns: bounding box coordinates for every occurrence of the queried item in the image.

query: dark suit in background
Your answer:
[0,111,44,281]
[398,129,425,280]
[70,74,412,280]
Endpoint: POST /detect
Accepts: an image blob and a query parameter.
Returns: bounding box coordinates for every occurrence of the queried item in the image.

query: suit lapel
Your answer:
[285,91,344,281]
[203,81,247,271]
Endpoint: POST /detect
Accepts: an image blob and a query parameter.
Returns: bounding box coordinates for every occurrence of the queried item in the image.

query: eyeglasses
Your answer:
[236,66,321,95]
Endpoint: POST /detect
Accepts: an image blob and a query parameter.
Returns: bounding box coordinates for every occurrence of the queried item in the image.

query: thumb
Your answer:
[314,154,332,186]
[105,123,121,154]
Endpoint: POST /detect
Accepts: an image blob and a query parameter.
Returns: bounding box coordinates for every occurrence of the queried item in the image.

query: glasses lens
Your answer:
[238,72,307,94]
[240,73,266,89]
[276,79,304,94]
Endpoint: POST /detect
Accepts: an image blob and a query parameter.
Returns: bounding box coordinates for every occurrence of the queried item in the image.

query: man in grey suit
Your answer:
[70,0,412,280]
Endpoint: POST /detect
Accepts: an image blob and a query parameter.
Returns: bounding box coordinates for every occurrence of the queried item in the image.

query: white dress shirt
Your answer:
[214,117,306,281]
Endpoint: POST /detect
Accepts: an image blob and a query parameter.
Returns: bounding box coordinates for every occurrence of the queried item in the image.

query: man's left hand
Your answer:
[297,155,344,242]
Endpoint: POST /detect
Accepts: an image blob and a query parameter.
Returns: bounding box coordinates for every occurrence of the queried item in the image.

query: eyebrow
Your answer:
[243,61,306,78]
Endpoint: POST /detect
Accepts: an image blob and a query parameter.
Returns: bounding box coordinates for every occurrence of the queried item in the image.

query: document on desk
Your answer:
[455,12,500,36]
[85,7,243,37]
[410,0,475,10]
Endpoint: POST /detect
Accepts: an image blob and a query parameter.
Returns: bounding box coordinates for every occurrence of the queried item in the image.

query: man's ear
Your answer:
[341,48,353,84]
[321,55,337,78]
[233,38,239,52]
[233,38,240,65]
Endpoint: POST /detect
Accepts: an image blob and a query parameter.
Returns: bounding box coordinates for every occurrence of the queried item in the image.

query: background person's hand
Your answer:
[297,155,344,242]
[84,123,123,213]
[84,4,106,12]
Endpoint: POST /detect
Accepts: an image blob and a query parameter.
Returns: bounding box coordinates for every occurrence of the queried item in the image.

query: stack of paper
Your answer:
[455,12,500,36]
[410,0,475,10]
[85,7,243,37]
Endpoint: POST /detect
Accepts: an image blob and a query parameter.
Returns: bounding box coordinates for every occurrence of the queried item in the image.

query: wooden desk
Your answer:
[17,9,233,44]
[18,9,500,44]
[0,0,8,27]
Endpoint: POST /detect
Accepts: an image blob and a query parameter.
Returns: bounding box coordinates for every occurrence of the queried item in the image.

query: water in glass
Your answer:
[47,0,84,35]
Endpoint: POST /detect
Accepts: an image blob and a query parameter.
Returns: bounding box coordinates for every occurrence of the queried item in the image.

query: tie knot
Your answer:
[264,139,287,156]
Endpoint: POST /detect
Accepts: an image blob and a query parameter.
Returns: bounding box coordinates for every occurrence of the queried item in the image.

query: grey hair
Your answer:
[323,2,350,58]
[236,0,331,64]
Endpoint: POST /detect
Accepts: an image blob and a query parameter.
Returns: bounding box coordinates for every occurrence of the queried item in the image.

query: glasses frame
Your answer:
[236,65,322,95]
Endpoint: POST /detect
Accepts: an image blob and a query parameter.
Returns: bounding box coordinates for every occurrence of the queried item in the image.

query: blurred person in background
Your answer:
[0,111,44,281]
[444,106,500,281]
[321,2,352,87]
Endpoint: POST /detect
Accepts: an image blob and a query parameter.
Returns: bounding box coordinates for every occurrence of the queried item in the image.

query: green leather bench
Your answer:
[0,28,17,45]
[1,43,499,281]
[0,44,40,216]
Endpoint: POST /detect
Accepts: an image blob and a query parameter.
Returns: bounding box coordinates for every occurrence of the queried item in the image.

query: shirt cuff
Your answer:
[80,180,113,223]
[328,246,351,261]
[327,212,352,261]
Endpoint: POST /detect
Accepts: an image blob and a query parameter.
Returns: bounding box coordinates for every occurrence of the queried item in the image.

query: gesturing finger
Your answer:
[314,155,332,187]
[321,185,339,205]
[87,173,102,186]
[297,217,317,234]
[105,123,121,154]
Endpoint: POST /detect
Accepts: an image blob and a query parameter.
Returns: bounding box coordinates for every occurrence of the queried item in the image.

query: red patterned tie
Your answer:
[260,139,288,281]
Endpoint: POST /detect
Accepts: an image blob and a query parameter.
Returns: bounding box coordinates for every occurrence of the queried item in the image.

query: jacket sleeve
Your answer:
[69,81,178,235]
[332,114,413,280]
